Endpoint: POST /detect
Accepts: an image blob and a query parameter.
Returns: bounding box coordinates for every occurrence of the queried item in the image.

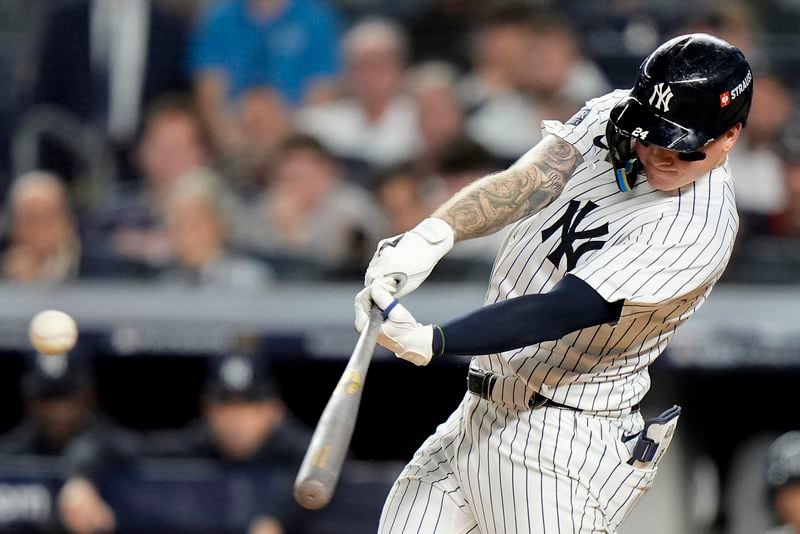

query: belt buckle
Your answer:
[468,368,495,400]
[528,392,549,409]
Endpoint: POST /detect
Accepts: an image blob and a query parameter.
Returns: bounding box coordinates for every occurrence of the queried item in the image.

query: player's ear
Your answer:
[721,123,743,152]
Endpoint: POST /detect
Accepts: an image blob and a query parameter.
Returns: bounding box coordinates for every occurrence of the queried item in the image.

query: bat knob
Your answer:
[295,479,333,510]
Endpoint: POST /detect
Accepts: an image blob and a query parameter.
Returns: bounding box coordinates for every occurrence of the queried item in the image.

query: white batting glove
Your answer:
[354,277,394,334]
[354,284,435,366]
[364,218,454,298]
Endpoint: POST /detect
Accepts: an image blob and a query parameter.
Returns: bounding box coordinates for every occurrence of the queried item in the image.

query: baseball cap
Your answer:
[766,431,800,491]
[21,354,93,399]
[204,354,277,402]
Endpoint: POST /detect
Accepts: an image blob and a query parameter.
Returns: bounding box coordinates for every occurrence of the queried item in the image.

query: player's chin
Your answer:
[646,175,677,192]
[644,169,691,192]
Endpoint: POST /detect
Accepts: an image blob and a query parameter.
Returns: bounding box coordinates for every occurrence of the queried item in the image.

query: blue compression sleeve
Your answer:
[431,275,622,357]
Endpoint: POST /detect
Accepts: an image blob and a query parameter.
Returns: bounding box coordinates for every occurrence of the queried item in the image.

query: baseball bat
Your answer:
[294,305,383,510]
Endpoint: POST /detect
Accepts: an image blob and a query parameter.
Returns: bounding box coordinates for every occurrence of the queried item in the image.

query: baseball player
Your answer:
[355,34,753,533]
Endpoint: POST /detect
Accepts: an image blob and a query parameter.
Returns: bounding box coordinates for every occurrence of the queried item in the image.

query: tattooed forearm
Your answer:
[433,135,581,242]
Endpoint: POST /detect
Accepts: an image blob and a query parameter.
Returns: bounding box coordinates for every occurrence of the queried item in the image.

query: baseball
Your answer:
[28,309,78,356]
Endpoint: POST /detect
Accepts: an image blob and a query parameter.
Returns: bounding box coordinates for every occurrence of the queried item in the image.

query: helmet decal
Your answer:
[649,83,674,112]
[730,69,752,100]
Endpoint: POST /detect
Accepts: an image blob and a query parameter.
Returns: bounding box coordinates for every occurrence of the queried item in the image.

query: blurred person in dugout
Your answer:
[160,168,273,289]
[189,0,343,156]
[33,0,189,180]
[58,353,309,534]
[1,171,81,283]
[97,94,213,269]
[233,133,385,277]
[0,353,98,457]
[297,17,422,173]
[764,432,800,534]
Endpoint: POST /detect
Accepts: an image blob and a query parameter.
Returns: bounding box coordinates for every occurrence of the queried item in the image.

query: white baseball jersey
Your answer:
[379,90,739,534]
[472,88,738,412]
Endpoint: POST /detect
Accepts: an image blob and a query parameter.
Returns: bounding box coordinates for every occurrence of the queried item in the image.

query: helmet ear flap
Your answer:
[606,120,641,192]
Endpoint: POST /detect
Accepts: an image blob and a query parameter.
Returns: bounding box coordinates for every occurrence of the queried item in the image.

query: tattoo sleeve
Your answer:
[433,135,582,242]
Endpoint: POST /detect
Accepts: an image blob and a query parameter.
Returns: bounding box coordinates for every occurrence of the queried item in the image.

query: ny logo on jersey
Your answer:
[649,83,674,112]
[541,200,609,270]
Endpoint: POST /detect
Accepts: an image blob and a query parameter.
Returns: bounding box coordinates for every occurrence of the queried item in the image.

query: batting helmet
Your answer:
[607,33,753,191]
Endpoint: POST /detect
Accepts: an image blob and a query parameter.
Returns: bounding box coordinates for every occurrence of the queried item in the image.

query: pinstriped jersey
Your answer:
[471,90,739,412]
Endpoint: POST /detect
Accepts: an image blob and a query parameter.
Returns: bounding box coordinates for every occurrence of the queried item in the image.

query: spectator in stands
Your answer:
[728,73,794,226]
[763,431,800,534]
[373,164,430,236]
[189,0,343,154]
[1,171,81,283]
[768,121,800,236]
[522,7,611,116]
[234,134,385,278]
[33,0,189,179]
[409,61,466,177]
[101,94,212,269]
[161,169,272,289]
[0,354,96,456]
[297,18,422,172]
[59,354,308,534]
[459,3,544,163]
[221,88,295,195]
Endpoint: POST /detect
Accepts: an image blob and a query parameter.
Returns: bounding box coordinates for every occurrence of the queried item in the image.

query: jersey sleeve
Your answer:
[541,89,628,161]
[569,208,737,305]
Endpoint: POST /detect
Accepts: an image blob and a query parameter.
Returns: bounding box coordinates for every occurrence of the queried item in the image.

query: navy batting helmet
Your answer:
[607,33,753,191]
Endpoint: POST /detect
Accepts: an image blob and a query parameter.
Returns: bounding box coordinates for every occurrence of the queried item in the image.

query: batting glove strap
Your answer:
[411,217,455,244]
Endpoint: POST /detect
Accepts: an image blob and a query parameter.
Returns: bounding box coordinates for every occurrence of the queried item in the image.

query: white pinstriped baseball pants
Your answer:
[378,393,657,534]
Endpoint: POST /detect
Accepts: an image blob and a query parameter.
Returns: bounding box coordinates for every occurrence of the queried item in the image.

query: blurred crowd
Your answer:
[2,0,800,532]
[2,0,800,287]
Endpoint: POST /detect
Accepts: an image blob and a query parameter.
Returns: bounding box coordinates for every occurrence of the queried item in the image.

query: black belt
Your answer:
[467,369,640,413]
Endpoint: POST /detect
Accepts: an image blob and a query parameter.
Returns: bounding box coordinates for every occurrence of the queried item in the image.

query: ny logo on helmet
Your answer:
[649,83,674,112]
